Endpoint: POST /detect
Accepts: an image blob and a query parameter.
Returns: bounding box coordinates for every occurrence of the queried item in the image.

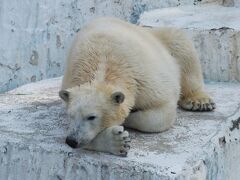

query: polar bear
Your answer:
[59,17,215,156]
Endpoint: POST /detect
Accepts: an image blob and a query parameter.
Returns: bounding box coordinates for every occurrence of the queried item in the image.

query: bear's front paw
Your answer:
[108,126,131,157]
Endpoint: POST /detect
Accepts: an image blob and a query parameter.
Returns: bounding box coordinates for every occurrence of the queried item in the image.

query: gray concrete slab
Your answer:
[139,4,240,82]
[0,77,239,179]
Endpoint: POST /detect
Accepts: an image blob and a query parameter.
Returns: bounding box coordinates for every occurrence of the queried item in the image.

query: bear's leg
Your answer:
[151,28,215,111]
[175,38,215,111]
[176,49,216,111]
[84,126,130,156]
[124,103,176,133]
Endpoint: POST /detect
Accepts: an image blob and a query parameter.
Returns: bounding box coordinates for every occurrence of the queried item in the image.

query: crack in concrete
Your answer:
[219,136,226,147]
[230,117,240,131]
[210,27,234,31]
[0,63,15,71]
[0,63,21,72]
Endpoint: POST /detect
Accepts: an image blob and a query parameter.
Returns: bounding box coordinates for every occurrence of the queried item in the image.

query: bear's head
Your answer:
[59,83,130,148]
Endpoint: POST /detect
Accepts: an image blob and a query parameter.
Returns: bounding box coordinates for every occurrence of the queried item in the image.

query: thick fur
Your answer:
[150,28,215,111]
[60,17,215,156]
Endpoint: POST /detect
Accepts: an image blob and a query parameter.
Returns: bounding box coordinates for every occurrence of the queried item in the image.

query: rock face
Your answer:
[139,4,240,82]
[0,0,233,93]
[0,77,239,180]
[0,0,118,93]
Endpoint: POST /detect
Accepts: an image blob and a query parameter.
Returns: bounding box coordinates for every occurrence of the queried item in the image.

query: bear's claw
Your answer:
[110,126,130,157]
[179,93,216,112]
[85,126,130,156]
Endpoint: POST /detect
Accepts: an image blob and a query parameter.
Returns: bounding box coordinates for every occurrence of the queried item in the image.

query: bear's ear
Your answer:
[59,90,70,102]
[111,92,125,104]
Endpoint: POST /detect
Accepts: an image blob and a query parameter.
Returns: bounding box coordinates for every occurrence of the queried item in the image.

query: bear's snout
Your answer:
[65,136,78,148]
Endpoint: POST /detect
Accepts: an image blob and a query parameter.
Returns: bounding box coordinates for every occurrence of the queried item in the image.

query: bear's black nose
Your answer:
[65,136,78,148]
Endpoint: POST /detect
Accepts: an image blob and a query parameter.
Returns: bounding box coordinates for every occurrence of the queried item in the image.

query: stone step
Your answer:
[139,4,240,82]
[0,78,240,179]
[121,0,223,23]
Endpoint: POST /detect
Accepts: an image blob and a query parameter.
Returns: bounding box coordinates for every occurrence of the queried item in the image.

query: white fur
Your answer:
[60,17,215,156]
[85,126,130,156]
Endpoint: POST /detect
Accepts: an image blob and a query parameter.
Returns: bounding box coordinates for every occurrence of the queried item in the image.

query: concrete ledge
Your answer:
[0,78,240,179]
[139,4,240,82]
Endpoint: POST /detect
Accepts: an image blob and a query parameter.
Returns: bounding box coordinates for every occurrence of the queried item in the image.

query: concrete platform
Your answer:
[139,4,240,82]
[0,77,240,179]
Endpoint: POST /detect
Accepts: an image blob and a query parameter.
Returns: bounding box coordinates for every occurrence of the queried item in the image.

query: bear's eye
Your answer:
[86,115,96,121]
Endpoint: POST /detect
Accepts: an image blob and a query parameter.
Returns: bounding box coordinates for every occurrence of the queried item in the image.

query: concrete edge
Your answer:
[177,104,240,179]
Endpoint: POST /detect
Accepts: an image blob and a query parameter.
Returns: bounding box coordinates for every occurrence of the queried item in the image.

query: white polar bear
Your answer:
[59,17,215,156]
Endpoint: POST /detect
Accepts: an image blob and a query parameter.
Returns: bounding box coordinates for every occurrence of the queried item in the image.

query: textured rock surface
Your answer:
[139,4,240,82]
[0,0,224,93]
[0,77,239,179]
[223,0,240,7]
[0,0,125,93]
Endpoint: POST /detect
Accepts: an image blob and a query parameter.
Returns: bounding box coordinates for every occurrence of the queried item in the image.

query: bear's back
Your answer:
[62,17,180,103]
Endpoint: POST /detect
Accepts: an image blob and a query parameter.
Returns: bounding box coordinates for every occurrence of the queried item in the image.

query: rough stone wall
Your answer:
[189,29,240,82]
[0,0,221,93]
[0,0,125,93]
